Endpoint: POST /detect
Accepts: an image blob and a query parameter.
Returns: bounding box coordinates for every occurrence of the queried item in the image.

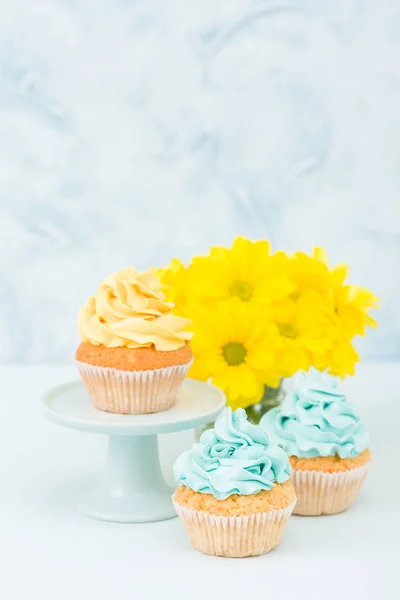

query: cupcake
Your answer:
[173,408,296,557]
[260,368,371,516]
[76,267,193,414]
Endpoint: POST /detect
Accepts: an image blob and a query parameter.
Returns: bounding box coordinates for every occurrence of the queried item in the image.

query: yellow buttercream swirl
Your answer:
[78,267,192,351]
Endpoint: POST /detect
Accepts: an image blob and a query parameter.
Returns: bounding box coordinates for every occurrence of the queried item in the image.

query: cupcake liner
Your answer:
[77,360,192,414]
[173,497,296,558]
[292,462,370,516]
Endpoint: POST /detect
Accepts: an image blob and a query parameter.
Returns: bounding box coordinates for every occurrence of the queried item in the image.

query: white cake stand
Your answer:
[42,378,225,524]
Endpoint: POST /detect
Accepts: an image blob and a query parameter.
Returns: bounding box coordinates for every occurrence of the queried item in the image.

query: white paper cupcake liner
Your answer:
[173,497,296,557]
[292,462,370,516]
[77,360,192,414]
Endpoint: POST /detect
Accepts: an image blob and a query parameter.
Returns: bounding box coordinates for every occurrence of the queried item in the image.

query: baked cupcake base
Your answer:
[76,342,192,414]
[173,483,296,558]
[290,449,371,516]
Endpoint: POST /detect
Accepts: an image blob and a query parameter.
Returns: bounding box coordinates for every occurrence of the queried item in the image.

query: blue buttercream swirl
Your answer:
[260,368,369,459]
[173,407,292,500]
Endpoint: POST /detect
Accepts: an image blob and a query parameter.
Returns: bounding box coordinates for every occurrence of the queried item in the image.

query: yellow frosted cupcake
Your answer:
[173,408,296,557]
[261,368,371,516]
[76,267,192,414]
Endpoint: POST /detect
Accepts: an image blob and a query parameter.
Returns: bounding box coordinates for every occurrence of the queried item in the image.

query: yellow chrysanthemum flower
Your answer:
[274,289,339,377]
[189,298,282,410]
[274,247,379,378]
[189,236,295,310]
[313,247,379,336]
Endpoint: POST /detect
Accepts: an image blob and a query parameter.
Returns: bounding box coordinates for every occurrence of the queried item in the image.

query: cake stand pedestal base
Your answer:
[42,379,225,523]
[79,435,175,523]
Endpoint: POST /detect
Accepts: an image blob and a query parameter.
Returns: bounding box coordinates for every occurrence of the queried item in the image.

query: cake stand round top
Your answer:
[42,378,226,436]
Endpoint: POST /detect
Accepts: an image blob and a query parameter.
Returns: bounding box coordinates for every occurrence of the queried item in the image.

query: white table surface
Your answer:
[0,364,398,600]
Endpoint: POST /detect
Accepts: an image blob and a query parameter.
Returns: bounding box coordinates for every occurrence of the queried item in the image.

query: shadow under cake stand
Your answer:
[42,378,225,523]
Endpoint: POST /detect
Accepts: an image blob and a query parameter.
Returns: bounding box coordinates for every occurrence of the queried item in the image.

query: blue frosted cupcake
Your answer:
[173,408,296,557]
[260,368,371,516]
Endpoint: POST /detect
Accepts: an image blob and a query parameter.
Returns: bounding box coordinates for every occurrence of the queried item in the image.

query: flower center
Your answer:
[223,342,247,366]
[229,280,253,301]
[278,323,298,339]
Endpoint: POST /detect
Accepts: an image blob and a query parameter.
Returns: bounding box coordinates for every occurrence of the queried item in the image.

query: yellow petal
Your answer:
[188,356,210,381]
[230,236,253,279]
[313,247,328,264]
[259,371,282,388]
[332,339,359,369]
[189,255,233,301]
[331,264,348,286]
[228,393,258,411]
[337,305,365,336]
[245,342,275,370]
[365,315,378,328]
[236,363,260,398]
[206,352,227,374]
[311,351,332,373]
[272,298,296,322]
[223,366,264,410]
[274,343,311,378]
[300,334,334,354]
[190,304,231,347]
[211,370,231,396]
[217,297,250,341]
[254,277,296,303]
[347,286,380,308]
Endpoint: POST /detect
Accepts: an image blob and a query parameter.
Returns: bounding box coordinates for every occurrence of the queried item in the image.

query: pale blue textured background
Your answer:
[0,0,399,364]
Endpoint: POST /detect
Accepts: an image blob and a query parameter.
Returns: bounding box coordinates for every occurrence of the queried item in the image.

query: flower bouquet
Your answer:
[158,237,378,423]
